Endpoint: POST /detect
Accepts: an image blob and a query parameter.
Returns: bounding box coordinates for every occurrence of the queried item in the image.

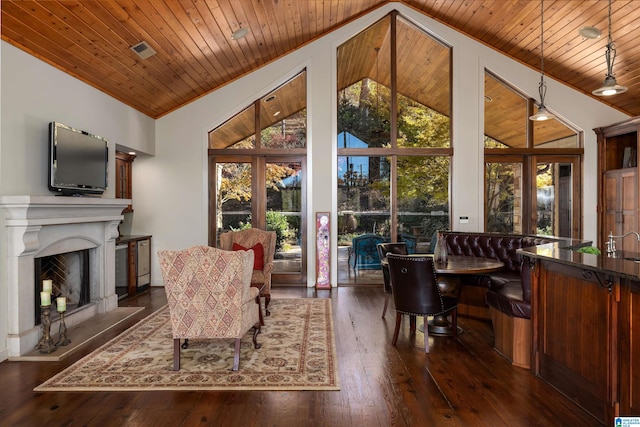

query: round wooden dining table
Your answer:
[382,254,504,336]
[433,254,505,275]
[428,254,504,336]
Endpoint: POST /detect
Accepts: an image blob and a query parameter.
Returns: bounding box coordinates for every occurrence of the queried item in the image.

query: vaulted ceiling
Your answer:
[2,0,639,121]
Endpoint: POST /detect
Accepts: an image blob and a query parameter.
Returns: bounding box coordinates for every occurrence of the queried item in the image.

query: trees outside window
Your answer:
[337,13,452,281]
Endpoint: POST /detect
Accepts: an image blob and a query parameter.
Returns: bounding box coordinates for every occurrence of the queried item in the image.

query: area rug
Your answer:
[34,298,339,392]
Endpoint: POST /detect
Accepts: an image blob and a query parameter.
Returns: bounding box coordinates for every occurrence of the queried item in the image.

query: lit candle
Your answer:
[40,292,51,306]
[56,297,66,312]
[42,279,53,293]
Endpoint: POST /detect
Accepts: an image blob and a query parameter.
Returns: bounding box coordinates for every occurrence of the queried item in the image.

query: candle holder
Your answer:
[36,305,56,354]
[55,311,71,346]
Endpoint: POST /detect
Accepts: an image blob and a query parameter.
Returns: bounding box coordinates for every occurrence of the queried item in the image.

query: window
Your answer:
[208,71,307,284]
[484,71,582,237]
[337,13,452,283]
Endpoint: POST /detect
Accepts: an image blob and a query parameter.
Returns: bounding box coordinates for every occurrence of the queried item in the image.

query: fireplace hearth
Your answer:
[0,195,130,358]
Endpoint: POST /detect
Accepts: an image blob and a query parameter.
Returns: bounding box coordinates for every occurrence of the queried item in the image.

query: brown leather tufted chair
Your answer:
[376,242,408,318]
[386,253,458,353]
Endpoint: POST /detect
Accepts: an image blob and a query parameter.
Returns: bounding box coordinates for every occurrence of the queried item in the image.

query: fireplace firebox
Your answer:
[34,249,92,324]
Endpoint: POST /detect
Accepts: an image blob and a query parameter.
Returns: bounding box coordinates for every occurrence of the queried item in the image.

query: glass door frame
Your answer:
[484,154,528,234]
[208,154,307,285]
[485,153,581,238]
[530,154,582,239]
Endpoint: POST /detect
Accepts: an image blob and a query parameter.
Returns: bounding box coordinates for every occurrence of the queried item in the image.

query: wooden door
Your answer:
[604,168,638,253]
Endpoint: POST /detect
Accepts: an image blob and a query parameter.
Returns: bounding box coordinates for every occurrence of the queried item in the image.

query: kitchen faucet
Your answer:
[606,231,640,256]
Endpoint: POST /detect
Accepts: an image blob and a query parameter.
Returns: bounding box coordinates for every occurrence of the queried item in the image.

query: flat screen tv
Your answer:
[49,122,108,196]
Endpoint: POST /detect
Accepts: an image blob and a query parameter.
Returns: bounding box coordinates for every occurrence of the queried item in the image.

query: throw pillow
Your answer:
[232,242,264,271]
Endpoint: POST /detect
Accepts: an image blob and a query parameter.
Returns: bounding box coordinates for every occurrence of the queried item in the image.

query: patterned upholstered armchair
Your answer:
[219,228,277,317]
[157,245,261,371]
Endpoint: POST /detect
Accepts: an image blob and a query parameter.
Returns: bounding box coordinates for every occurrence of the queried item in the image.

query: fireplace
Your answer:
[0,195,130,358]
[35,249,92,324]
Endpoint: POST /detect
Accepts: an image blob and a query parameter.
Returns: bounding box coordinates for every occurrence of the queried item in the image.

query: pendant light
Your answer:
[530,0,554,121]
[592,0,627,96]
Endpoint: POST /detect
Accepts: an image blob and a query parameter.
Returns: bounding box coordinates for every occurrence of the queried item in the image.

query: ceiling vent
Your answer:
[130,41,156,59]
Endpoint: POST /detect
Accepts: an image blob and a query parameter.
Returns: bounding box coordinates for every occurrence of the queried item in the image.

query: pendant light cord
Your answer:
[605,0,617,78]
[538,0,547,106]
[530,0,554,119]
[540,0,545,79]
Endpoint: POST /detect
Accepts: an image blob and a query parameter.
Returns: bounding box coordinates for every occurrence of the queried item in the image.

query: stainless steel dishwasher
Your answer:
[136,239,151,290]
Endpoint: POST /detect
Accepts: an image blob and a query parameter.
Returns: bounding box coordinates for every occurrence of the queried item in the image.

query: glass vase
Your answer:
[433,232,449,265]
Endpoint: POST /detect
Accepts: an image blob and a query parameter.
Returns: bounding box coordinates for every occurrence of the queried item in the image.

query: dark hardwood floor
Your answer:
[0,286,601,427]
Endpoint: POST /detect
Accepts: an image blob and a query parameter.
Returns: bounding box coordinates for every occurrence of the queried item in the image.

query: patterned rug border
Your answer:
[34,298,340,392]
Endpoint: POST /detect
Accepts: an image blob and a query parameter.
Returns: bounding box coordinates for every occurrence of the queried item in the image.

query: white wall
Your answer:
[0,42,156,197]
[0,41,155,361]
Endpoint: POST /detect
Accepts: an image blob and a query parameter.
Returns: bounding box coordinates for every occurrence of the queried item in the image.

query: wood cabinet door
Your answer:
[603,168,638,253]
[536,260,612,423]
[115,152,135,213]
[619,279,640,417]
[127,241,137,296]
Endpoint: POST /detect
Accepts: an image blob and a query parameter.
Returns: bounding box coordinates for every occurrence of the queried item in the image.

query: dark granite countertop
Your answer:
[518,240,640,281]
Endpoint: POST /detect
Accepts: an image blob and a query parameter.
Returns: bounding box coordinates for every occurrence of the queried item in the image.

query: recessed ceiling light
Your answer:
[231,28,249,40]
[128,151,136,156]
[265,95,276,102]
[273,111,281,117]
[130,41,156,59]
[484,95,493,102]
[579,26,601,39]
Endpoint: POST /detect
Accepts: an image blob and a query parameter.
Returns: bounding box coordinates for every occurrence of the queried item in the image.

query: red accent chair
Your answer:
[219,228,277,317]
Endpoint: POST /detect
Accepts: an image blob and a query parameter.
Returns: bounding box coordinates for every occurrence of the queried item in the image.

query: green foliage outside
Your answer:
[266,211,296,252]
[337,78,451,237]
[232,211,297,253]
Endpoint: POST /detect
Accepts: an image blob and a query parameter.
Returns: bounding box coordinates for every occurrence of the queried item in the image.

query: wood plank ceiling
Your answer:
[2,1,639,136]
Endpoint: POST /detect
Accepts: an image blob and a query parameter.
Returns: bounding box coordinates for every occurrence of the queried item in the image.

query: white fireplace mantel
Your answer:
[0,195,131,357]
[0,195,130,225]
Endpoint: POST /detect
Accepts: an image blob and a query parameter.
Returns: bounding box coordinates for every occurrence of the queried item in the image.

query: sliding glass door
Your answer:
[534,157,578,238]
[266,159,304,279]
